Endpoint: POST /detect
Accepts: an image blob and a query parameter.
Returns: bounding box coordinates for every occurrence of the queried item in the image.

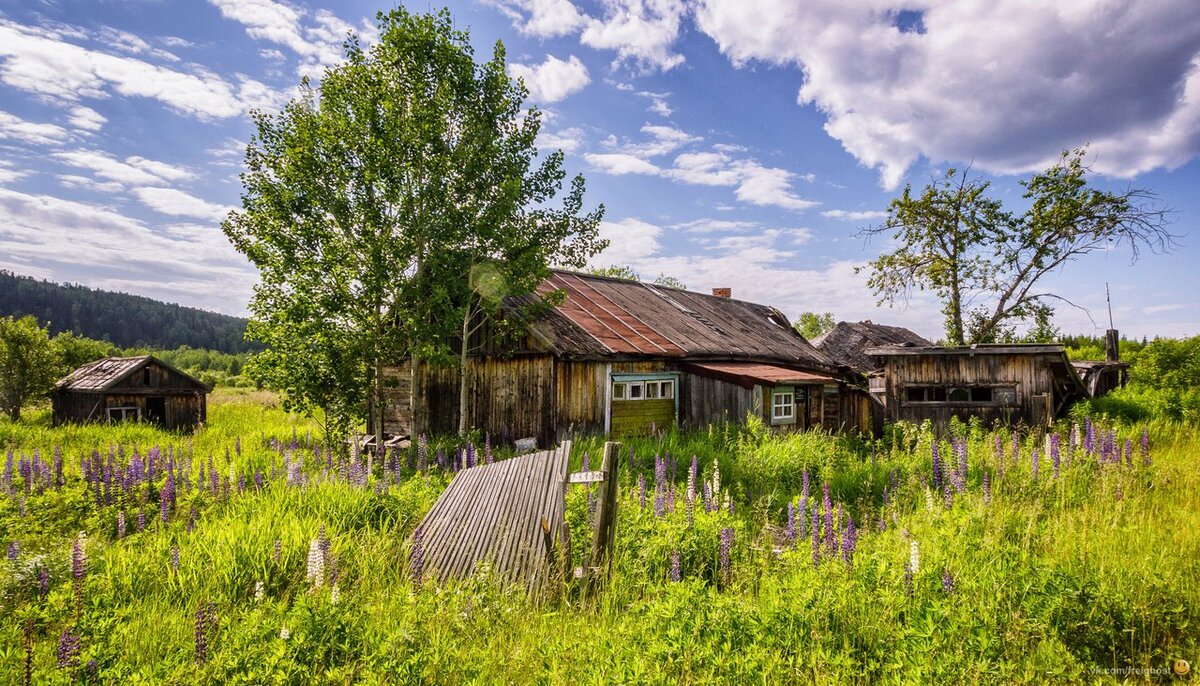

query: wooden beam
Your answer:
[568,470,605,484]
[589,441,621,576]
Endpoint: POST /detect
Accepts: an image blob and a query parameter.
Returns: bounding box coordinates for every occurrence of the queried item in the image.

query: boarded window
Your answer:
[970,387,993,402]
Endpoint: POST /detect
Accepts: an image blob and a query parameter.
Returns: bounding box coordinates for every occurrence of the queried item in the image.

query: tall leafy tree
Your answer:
[859,149,1174,344]
[224,8,604,448]
[0,315,61,421]
[794,311,836,340]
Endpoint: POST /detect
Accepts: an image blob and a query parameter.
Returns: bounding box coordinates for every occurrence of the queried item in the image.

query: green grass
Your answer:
[1,395,1197,684]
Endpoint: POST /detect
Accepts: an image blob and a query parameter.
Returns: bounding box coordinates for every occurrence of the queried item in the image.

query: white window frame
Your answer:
[107,406,141,422]
[613,382,627,400]
[626,381,645,400]
[771,387,795,424]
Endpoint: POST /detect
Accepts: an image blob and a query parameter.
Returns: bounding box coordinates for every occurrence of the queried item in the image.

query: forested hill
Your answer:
[0,270,257,353]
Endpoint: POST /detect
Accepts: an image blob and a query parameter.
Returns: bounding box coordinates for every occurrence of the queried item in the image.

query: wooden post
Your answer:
[589,441,621,576]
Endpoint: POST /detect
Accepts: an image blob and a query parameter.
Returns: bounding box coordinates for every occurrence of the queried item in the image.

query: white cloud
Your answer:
[0,18,277,120]
[132,187,236,222]
[55,174,125,193]
[0,187,254,313]
[0,110,71,145]
[0,161,29,184]
[68,106,106,132]
[822,209,887,221]
[53,150,193,187]
[585,152,662,175]
[694,0,1200,187]
[672,218,760,233]
[666,151,819,211]
[486,0,588,37]
[581,0,687,71]
[595,218,662,265]
[537,127,585,153]
[509,55,591,103]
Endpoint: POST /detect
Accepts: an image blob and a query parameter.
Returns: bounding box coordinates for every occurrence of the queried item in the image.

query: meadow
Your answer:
[1,389,1197,684]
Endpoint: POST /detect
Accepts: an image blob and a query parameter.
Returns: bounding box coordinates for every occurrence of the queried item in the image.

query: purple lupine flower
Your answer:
[822,483,834,553]
[654,455,667,490]
[117,511,126,539]
[955,437,968,489]
[318,525,331,572]
[72,534,87,612]
[903,562,914,597]
[7,541,18,561]
[802,467,811,501]
[669,550,681,582]
[811,503,821,567]
[417,434,428,471]
[136,508,146,533]
[161,472,175,524]
[273,539,282,563]
[943,481,953,510]
[1050,434,1061,478]
[1031,446,1039,479]
[931,443,943,491]
[982,470,991,505]
[702,482,712,511]
[1012,431,1020,466]
[942,568,955,595]
[638,473,647,510]
[465,443,476,469]
[254,470,264,490]
[689,455,699,500]
[171,545,180,571]
[1084,418,1096,455]
[187,507,197,533]
[194,601,216,664]
[17,497,25,517]
[410,525,425,584]
[719,527,733,586]
[1141,427,1151,464]
[57,629,80,669]
[1124,439,1133,467]
[38,567,50,597]
[668,486,677,514]
[53,446,63,489]
[654,484,666,518]
[785,501,797,545]
[882,485,890,507]
[842,516,857,566]
[484,433,493,465]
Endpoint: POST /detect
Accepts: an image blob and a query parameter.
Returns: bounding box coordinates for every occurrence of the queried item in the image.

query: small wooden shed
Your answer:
[865,344,1086,432]
[52,356,211,431]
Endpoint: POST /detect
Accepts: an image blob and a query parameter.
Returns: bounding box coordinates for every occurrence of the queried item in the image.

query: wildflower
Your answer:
[810,505,821,567]
[279,626,291,640]
[71,532,87,608]
[955,438,968,492]
[273,539,282,563]
[465,443,476,469]
[318,526,331,568]
[798,496,808,538]
[57,629,80,669]
[136,508,145,533]
[942,568,955,595]
[254,581,264,601]
[1031,446,1039,479]
[187,507,198,533]
[983,470,991,505]
[1141,427,1151,464]
[903,562,914,597]
[841,516,857,566]
[484,433,493,465]
[822,483,834,553]
[1084,418,1096,455]
[235,436,241,457]
[711,460,721,496]
[943,482,953,510]
[703,482,713,511]
[161,472,175,524]
[330,584,340,605]
[638,473,647,510]
[305,539,325,588]
[802,467,811,501]
[410,525,425,584]
[1124,439,1133,467]
[687,455,698,501]
[669,550,681,582]
[931,443,943,491]
[719,527,733,586]
[117,511,126,539]
[726,493,734,515]
[6,541,18,561]
[417,434,428,471]
[38,567,50,597]
[170,546,180,571]
[668,487,677,514]
[194,601,216,664]
[909,541,919,574]
[785,501,797,545]
[1050,434,1061,478]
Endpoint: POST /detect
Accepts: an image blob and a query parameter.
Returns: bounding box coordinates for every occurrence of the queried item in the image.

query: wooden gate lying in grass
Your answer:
[412,440,621,594]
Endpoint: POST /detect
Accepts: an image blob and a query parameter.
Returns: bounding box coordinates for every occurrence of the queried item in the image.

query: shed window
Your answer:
[970,387,993,402]
[107,406,140,422]
[613,378,674,401]
[613,383,626,400]
[143,368,152,386]
[948,387,970,402]
[771,388,795,423]
[646,380,674,400]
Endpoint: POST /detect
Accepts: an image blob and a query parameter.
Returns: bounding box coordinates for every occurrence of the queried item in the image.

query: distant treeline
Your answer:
[0,270,257,354]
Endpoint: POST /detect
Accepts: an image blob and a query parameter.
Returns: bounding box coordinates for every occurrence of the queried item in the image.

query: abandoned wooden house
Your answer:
[380,270,875,446]
[52,356,211,431]
[1071,330,1130,398]
[864,344,1086,432]
[813,320,931,374]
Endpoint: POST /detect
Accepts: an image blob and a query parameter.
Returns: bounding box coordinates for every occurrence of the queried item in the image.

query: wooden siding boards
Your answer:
[867,345,1085,433]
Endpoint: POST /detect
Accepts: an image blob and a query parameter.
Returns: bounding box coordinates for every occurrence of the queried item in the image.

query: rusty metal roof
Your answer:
[813,321,931,373]
[529,271,836,370]
[684,361,836,389]
[55,355,212,393]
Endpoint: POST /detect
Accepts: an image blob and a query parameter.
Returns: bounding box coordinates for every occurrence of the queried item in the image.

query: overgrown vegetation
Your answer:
[1075,334,1200,423]
[1,391,1196,683]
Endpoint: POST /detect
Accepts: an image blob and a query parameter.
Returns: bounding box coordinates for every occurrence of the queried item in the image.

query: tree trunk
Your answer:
[457,304,471,438]
[371,353,383,477]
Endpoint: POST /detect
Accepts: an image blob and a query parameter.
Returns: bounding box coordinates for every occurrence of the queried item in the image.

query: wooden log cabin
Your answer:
[379,270,875,446]
[52,356,211,431]
[865,344,1087,433]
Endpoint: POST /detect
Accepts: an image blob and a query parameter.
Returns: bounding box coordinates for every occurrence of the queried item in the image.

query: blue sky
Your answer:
[0,0,1197,341]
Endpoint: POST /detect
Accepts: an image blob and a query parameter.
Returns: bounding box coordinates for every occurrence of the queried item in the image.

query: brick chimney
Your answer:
[711,287,732,298]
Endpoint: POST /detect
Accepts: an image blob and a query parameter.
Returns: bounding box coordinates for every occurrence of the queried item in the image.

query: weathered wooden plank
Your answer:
[450,458,514,580]
[589,441,621,574]
[568,471,605,484]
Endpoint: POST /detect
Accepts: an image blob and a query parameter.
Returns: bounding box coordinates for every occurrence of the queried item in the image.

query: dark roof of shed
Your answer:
[864,344,1086,398]
[55,355,212,393]
[522,270,836,371]
[812,321,931,372]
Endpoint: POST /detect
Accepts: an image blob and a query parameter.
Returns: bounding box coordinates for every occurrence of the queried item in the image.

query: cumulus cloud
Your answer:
[0,18,278,120]
[585,152,662,175]
[68,106,106,132]
[509,55,591,103]
[822,209,886,221]
[693,0,1200,187]
[486,0,588,37]
[581,0,687,71]
[666,151,819,211]
[53,150,193,187]
[0,110,71,145]
[536,127,585,153]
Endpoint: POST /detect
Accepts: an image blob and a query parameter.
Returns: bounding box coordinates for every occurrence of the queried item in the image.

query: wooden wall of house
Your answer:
[881,353,1059,432]
[554,360,606,439]
[681,373,756,428]
[110,362,206,392]
[52,391,205,430]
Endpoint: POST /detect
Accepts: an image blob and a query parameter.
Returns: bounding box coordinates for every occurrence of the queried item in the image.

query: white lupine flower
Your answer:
[330,584,340,605]
[909,541,920,575]
[305,539,324,588]
[254,581,264,601]
[711,461,721,495]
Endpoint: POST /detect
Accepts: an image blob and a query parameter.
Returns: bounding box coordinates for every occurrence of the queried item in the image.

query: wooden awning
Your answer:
[683,361,836,389]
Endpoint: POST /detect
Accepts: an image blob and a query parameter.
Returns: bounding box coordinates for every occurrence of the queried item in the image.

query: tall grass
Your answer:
[1,395,1197,684]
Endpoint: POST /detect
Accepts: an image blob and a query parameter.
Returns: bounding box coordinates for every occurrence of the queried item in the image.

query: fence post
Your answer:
[590,441,621,576]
